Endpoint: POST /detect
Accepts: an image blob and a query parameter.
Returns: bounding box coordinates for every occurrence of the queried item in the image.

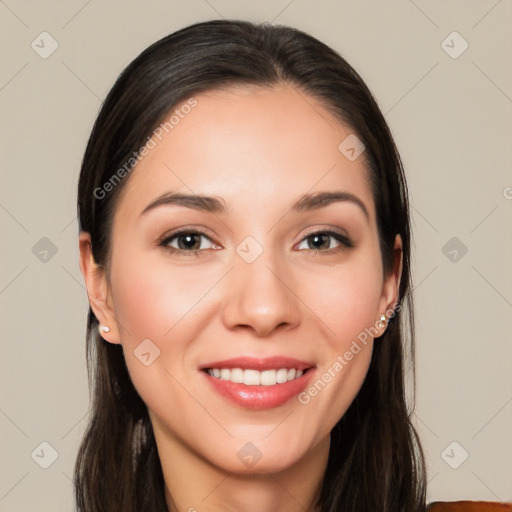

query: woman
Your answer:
[76,19,426,511]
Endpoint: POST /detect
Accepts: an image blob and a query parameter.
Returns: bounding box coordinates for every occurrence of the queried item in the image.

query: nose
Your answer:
[221,251,302,337]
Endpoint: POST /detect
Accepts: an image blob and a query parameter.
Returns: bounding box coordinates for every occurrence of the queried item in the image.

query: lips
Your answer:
[199,356,316,410]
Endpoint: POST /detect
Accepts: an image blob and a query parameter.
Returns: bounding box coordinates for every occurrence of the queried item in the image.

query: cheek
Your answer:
[108,252,223,405]
[304,255,384,344]
[295,254,382,423]
[108,258,208,430]
[110,251,217,344]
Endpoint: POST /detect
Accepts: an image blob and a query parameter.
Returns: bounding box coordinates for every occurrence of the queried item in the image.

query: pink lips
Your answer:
[199,356,315,410]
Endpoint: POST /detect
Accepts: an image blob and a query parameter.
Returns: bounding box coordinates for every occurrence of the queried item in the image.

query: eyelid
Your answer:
[158,225,217,243]
[299,225,351,241]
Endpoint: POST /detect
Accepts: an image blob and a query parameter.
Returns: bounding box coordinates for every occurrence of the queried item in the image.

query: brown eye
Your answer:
[159,230,218,256]
[296,230,354,253]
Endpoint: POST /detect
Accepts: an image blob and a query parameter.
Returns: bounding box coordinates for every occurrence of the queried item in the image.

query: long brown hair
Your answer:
[76,19,426,512]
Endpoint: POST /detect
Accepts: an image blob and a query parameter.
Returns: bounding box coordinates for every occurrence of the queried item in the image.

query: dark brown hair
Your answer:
[76,19,426,512]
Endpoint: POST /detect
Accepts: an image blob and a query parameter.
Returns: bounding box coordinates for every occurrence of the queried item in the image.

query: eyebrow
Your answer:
[140,190,369,220]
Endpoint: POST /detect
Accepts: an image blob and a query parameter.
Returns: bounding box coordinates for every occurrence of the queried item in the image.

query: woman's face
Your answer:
[86,83,401,475]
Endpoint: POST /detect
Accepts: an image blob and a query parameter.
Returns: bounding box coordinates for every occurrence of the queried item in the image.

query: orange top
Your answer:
[428,502,512,512]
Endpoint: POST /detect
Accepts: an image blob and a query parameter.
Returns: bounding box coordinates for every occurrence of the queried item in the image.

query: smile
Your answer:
[199,356,315,410]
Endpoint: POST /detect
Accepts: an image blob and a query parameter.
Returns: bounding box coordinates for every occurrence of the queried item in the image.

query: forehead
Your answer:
[113,83,374,224]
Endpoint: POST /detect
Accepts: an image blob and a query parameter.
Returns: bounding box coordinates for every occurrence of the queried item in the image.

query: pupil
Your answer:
[311,234,327,249]
[180,234,199,250]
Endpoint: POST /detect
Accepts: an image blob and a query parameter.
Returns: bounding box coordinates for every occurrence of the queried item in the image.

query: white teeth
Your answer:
[276,368,288,383]
[230,368,244,383]
[244,369,261,385]
[206,367,306,385]
[260,369,276,386]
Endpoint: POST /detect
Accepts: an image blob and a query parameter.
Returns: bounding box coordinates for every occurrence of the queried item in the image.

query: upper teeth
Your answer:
[207,368,304,386]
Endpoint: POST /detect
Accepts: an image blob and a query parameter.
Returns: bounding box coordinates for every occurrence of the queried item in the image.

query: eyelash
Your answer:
[158,228,355,258]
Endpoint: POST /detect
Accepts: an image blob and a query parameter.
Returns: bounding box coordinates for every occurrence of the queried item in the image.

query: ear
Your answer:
[375,234,403,337]
[78,231,121,344]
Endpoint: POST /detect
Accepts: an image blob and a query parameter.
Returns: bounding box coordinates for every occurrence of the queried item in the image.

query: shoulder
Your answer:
[427,502,512,511]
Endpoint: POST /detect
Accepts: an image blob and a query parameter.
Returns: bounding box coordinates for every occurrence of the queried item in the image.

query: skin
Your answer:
[79,83,402,512]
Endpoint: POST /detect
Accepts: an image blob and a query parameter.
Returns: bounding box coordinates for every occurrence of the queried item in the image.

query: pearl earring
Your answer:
[99,325,110,334]
[377,314,387,329]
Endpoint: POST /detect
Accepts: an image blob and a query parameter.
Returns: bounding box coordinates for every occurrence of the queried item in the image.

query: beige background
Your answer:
[1,0,511,510]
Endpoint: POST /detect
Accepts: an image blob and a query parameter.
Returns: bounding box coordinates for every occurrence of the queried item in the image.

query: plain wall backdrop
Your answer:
[1,0,511,509]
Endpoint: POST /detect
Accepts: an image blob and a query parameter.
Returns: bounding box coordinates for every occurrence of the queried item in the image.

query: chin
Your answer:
[227,452,304,476]
[205,437,312,476]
